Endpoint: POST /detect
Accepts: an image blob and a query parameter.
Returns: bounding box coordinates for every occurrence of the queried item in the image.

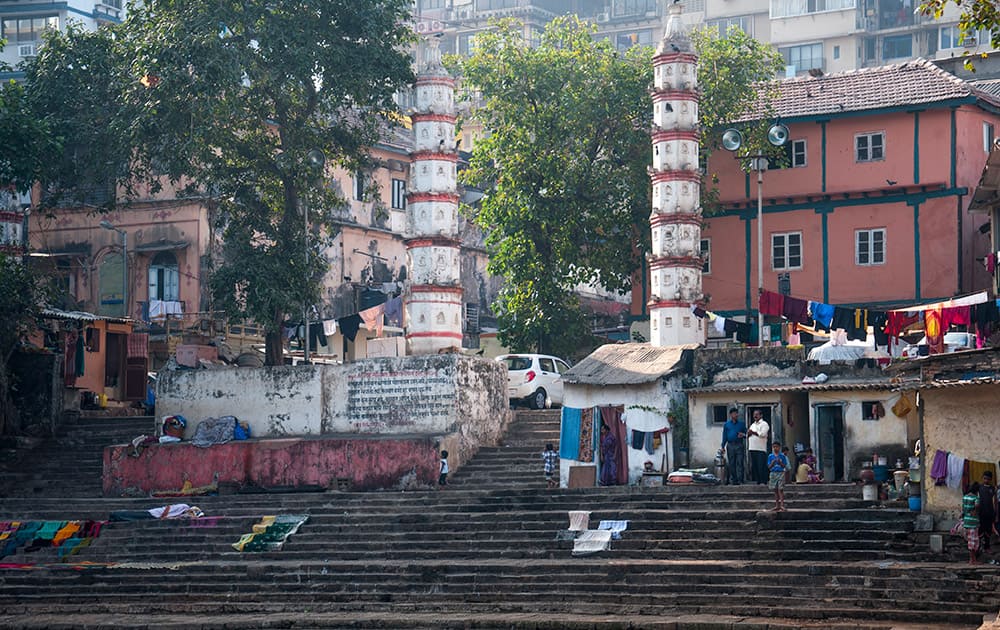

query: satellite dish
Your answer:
[767,123,790,147]
[722,128,743,152]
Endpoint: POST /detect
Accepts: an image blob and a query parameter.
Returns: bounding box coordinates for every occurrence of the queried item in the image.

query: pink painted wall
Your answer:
[700,102,1000,314]
[103,436,442,495]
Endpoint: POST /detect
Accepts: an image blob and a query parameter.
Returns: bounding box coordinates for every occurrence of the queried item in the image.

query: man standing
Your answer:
[978,471,998,555]
[720,407,747,485]
[747,410,770,485]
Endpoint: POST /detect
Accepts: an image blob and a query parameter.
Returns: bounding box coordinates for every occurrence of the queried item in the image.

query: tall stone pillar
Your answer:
[405,37,463,355]
[649,2,704,347]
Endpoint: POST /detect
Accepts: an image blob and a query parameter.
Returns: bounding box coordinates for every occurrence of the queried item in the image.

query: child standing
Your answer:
[438,450,449,487]
[962,482,981,564]
[542,443,559,489]
[767,441,790,512]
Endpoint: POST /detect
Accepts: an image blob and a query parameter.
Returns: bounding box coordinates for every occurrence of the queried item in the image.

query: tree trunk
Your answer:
[0,358,18,436]
[264,330,284,366]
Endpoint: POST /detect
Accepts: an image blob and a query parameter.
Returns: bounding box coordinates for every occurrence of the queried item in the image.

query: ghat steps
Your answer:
[0,408,996,629]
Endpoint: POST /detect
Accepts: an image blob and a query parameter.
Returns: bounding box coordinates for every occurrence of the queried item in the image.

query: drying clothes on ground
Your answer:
[338,314,363,342]
[947,452,965,489]
[597,520,629,540]
[322,319,337,336]
[782,296,810,324]
[110,504,204,522]
[809,301,835,328]
[191,416,237,448]
[759,290,784,317]
[52,522,81,547]
[359,303,385,338]
[571,529,612,556]
[232,514,308,552]
[578,408,595,463]
[930,449,950,485]
[559,408,582,460]
[384,296,403,327]
[568,511,591,531]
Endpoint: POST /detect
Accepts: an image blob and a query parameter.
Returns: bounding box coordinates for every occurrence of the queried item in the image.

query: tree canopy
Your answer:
[24,0,416,364]
[458,18,783,355]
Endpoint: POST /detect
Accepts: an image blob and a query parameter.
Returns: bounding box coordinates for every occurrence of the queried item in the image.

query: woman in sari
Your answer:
[599,424,618,486]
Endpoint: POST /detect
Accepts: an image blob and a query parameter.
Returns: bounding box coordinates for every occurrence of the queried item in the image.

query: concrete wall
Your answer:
[103,435,441,495]
[157,354,510,468]
[560,377,683,487]
[922,384,1000,520]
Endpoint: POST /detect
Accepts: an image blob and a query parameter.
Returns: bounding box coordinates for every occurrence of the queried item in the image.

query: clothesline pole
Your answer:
[303,200,310,365]
[755,159,765,347]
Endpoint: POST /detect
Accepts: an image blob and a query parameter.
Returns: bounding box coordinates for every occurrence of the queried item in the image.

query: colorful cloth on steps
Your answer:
[232,514,309,552]
[597,520,629,540]
[52,522,81,547]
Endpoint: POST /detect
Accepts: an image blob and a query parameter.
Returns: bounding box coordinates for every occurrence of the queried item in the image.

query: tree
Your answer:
[0,252,52,435]
[917,0,999,67]
[0,43,56,195]
[458,17,651,356]
[457,18,784,354]
[31,0,415,365]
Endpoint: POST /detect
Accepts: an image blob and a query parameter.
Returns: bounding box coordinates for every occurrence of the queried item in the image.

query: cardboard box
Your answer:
[176,344,218,368]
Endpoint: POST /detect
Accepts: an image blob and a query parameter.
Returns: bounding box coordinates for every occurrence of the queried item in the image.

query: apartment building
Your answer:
[0,0,123,75]
[413,0,996,75]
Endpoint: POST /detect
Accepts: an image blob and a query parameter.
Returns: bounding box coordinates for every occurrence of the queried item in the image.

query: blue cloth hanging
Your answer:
[559,407,582,460]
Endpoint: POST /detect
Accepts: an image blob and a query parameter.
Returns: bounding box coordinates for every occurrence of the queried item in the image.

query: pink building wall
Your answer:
[700,102,999,316]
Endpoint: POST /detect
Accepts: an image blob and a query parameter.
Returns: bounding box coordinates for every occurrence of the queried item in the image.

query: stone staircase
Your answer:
[0,415,152,498]
[0,409,998,629]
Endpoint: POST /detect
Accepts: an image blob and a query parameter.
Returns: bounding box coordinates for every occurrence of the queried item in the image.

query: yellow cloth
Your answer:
[231,533,256,552]
[252,516,276,534]
[0,521,21,541]
[52,521,81,547]
[891,395,912,418]
[969,461,998,486]
[796,463,810,484]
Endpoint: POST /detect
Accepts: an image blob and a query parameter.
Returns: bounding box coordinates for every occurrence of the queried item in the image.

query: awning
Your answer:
[134,239,189,253]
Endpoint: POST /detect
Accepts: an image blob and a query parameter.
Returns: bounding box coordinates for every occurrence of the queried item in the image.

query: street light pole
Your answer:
[301,148,326,365]
[722,124,789,347]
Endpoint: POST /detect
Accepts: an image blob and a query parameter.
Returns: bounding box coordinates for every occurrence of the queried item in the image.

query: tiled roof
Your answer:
[562,343,697,386]
[973,79,1000,99]
[738,59,1000,122]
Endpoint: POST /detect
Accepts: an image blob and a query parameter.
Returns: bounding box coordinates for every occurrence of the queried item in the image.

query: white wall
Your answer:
[560,377,683,487]
[158,355,510,453]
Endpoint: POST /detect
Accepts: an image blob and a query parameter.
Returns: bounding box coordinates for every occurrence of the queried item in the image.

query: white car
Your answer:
[900,331,975,358]
[497,354,571,409]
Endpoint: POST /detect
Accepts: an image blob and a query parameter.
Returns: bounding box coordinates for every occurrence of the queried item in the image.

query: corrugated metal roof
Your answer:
[970,143,1000,212]
[562,343,696,386]
[687,378,895,394]
[896,377,1000,391]
[40,308,132,324]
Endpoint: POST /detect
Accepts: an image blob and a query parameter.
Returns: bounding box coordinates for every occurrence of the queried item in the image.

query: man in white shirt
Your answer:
[747,410,770,485]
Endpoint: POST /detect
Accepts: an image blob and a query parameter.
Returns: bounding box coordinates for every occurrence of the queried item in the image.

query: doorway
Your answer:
[815,404,845,481]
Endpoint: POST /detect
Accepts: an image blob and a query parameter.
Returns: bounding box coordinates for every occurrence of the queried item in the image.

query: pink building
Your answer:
[700,60,1000,320]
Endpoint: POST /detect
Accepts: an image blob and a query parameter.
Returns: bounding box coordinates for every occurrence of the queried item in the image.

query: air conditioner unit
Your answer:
[597,12,610,22]
[18,43,36,57]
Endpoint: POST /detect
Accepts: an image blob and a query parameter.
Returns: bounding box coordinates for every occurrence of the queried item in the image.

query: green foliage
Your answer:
[0,43,55,194]
[22,24,133,211]
[917,0,1000,69]
[458,16,651,356]
[692,26,785,215]
[112,0,413,362]
[0,252,52,435]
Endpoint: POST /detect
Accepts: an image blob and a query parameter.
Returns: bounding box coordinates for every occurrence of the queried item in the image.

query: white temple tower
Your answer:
[648,2,704,347]
[404,37,464,355]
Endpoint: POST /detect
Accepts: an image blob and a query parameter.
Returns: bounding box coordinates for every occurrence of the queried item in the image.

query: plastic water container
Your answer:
[893,470,909,491]
[873,465,889,482]
[862,485,877,501]
[908,496,921,511]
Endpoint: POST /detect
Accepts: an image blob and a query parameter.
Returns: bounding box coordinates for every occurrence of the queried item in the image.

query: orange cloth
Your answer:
[52,521,82,547]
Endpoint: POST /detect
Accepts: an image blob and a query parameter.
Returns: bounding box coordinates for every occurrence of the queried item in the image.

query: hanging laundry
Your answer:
[973,301,1000,347]
[631,429,645,450]
[930,449,949,485]
[309,322,327,349]
[559,408,582,460]
[886,311,920,338]
[988,253,997,274]
[692,306,708,319]
[733,320,752,344]
[643,431,656,454]
[384,296,403,327]
[946,452,965,489]
[869,311,889,346]
[322,319,337,336]
[758,290,784,317]
[830,307,854,332]
[338,314,363,342]
[714,316,727,335]
[64,330,78,387]
[942,305,971,328]
[809,301,835,328]
[578,408,595,463]
[781,296,810,324]
[359,303,386,338]
[925,307,944,354]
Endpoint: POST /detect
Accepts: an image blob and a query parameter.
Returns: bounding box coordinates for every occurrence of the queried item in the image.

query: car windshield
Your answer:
[503,357,533,371]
